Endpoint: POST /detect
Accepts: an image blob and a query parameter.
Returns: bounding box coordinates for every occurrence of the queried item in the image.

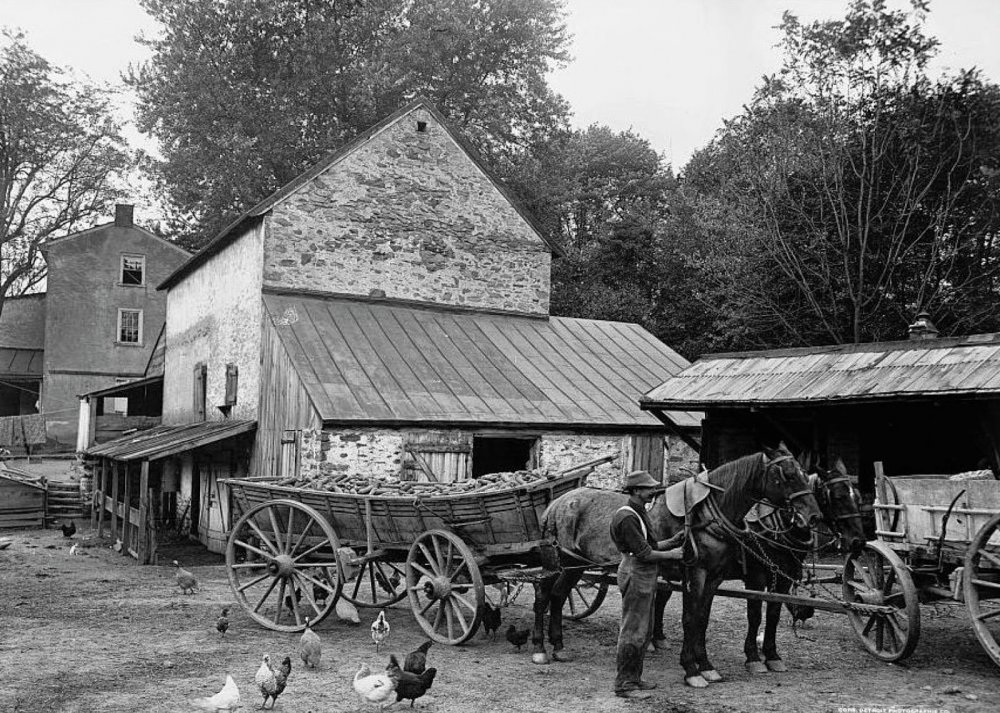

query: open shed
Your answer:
[640,331,1000,500]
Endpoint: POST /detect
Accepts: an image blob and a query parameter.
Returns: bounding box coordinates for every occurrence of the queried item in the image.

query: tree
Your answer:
[0,30,130,321]
[129,0,571,247]
[680,0,1000,348]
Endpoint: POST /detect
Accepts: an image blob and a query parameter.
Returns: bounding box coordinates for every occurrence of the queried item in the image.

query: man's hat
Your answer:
[622,470,666,493]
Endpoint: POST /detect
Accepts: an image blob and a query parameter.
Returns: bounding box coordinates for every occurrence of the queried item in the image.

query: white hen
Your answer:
[370,610,390,653]
[353,662,396,709]
[192,674,241,712]
[299,616,322,668]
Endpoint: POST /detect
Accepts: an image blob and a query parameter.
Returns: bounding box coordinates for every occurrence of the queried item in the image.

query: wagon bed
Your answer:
[219,455,609,643]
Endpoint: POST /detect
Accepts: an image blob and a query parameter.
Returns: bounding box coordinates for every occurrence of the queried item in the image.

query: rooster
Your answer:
[299,616,322,668]
[60,520,76,538]
[505,624,530,652]
[173,560,198,595]
[191,674,241,712]
[271,656,292,708]
[387,654,437,708]
[371,609,390,653]
[353,662,396,709]
[216,607,230,637]
[403,640,432,674]
[482,601,502,640]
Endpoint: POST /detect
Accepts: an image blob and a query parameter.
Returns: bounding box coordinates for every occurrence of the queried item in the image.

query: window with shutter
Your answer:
[193,363,207,421]
[224,364,238,406]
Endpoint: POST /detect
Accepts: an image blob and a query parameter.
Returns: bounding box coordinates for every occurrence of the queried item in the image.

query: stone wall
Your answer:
[263,105,551,315]
[299,428,404,480]
[537,433,626,490]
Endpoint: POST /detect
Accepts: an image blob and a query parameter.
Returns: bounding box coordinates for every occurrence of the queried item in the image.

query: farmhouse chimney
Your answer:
[115,204,134,227]
[907,311,939,340]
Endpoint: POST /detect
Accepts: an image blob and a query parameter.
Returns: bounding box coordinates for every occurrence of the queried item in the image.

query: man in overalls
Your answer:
[611,470,683,700]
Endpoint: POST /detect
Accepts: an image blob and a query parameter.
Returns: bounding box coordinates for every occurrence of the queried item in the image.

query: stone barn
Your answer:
[87,97,699,559]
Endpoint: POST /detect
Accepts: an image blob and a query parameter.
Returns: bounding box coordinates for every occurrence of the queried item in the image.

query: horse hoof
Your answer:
[531,652,550,665]
[652,638,668,650]
[551,651,574,663]
[745,661,768,674]
[765,659,788,672]
[684,675,709,689]
[700,669,722,683]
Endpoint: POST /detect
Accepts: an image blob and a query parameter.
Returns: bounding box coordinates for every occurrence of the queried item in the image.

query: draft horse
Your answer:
[535,444,823,687]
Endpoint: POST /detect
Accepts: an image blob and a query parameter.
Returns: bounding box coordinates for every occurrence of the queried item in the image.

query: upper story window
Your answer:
[118,308,143,345]
[121,254,145,286]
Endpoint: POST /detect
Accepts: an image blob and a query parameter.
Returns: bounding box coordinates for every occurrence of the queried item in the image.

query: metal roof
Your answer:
[641,332,1000,410]
[159,97,561,292]
[0,348,44,378]
[265,293,700,429]
[85,420,256,461]
[80,374,163,400]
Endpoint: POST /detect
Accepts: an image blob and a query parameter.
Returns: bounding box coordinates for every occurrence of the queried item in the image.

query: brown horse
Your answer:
[536,444,823,686]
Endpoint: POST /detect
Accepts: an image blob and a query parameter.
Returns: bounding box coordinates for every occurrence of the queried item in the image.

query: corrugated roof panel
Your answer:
[86,420,256,461]
[264,294,699,428]
[642,333,1000,409]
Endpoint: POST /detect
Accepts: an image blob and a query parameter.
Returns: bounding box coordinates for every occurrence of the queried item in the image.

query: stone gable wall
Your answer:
[263,106,551,315]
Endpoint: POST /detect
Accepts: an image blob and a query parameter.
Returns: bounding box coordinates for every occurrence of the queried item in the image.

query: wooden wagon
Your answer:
[219,455,612,643]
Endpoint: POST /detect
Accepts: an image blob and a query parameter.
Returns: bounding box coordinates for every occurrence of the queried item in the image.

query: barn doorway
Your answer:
[472,436,537,477]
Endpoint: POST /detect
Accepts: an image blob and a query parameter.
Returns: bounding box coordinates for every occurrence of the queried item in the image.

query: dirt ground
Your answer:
[1,524,998,713]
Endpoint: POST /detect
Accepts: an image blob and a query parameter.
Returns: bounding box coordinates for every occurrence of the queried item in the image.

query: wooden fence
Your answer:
[0,469,46,529]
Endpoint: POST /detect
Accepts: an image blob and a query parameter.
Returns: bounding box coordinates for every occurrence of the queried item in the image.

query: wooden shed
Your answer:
[641,331,1000,499]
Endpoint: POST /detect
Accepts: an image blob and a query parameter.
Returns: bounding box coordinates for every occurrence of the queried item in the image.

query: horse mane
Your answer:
[708,452,767,519]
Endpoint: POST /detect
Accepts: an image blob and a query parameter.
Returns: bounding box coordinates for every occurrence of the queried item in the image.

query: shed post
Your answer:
[138,460,150,564]
[123,462,132,555]
[96,459,107,537]
[110,462,119,544]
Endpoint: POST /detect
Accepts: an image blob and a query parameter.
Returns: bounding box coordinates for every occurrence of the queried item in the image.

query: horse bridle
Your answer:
[814,474,866,529]
[764,454,816,515]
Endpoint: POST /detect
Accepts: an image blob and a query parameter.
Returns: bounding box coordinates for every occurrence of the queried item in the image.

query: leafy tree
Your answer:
[129,0,570,247]
[680,0,1000,347]
[0,30,130,321]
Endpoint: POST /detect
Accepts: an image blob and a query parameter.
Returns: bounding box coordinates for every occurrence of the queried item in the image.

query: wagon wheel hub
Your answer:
[858,586,884,606]
[423,576,453,600]
[268,554,297,578]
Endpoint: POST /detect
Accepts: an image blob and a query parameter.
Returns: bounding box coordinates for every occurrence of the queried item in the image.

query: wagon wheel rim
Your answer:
[340,559,408,608]
[964,511,1000,668]
[226,498,342,632]
[406,529,484,645]
[842,540,919,662]
[564,574,609,620]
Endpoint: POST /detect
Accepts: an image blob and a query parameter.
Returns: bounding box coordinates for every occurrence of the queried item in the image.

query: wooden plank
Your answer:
[110,463,120,543]
[138,461,150,564]
[122,462,132,553]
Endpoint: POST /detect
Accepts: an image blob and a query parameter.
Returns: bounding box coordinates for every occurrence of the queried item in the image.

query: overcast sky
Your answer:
[2,0,999,170]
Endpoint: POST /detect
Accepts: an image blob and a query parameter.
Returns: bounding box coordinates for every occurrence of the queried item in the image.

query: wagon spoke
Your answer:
[975,606,1000,622]
[231,561,270,570]
[368,564,379,603]
[291,539,327,563]
[449,595,470,630]
[433,600,445,632]
[286,507,296,552]
[238,571,272,593]
[971,578,1000,591]
[247,520,279,555]
[451,590,477,615]
[883,568,897,595]
[268,507,285,554]
[420,597,437,617]
[445,600,455,640]
[874,617,885,651]
[253,575,281,614]
[861,615,877,638]
[883,590,907,603]
[449,559,470,582]
[291,570,321,618]
[234,539,274,562]
[412,557,437,581]
[432,535,445,571]
[445,539,454,571]
[417,543,441,574]
[846,579,868,593]
[290,516,314,556]
[276,577,289,626]
[885,613,906,646]
[978,548,1000,569]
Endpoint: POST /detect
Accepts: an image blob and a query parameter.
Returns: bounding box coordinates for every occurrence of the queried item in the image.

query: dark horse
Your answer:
[535,444,823,686]
[737,458,867,673]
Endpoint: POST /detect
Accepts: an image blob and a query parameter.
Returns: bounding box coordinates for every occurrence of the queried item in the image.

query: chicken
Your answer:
[505,624,530,651]
[787,602,816,634]
[374,568,402,595]
[255,653,278,709]
[482,601,502,640]
[173,560,198,595]
[69,543,79,556]
[61,520,76,538]
[283,585,303,616]
[353,662,396,709]
[299,616,322,668]
[192,674,241,712]
[403,640,432,674]
[371,609,390,653]
[216,607,230,637]
[386,654,437,708]
[271,656,292,707]
[336,597,361,624]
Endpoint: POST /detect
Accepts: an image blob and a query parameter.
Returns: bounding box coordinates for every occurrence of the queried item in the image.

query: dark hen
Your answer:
[505,624,530,651]
[216,607,230,637]
[387,654,436,707]
[482,602,502,640]
[403,640,433,674]
[61,520,76,538]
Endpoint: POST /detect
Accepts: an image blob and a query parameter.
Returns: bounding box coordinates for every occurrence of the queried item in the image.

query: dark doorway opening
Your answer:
[472,436,536,477]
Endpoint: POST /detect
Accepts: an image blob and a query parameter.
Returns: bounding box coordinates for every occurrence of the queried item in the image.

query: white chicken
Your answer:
[353,662,396,709]
[370,610,390,653]
[299,616,322,668]
[254,654,278,709]
[192,674,241,712]
[336,597,361,624]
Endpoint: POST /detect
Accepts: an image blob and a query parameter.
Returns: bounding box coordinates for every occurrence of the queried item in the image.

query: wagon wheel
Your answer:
[964,511,1000,668]
[226,499,342,632]
[564,575,609,620]
[340,558,408,608]
[842,540,920,662]
[406,529,484,645]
